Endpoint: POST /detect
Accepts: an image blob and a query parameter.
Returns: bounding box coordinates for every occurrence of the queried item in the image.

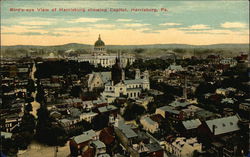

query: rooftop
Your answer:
[98,105,117,113]
[205,115,240,135]
[182,119,202,130]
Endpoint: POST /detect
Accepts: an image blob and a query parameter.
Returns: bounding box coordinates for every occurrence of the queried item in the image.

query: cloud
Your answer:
[159,23,182,26]
[92,24,115,28]
[186,29,233,35]
[2,25,48,34]
[182,24,210,30]
[19,21,54,26]
[68,18,106,23]
[55,27,87,32]
[116,19,133,22]
[123,23,150,27]
[221,22,247,28]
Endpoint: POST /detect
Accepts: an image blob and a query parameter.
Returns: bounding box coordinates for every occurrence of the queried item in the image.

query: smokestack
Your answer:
[212,125,216,135]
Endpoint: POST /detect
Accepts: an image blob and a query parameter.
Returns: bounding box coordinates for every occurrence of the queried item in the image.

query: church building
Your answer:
[101,57,150,103]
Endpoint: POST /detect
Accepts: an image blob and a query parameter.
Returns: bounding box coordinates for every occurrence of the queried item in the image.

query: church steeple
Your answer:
[111,53,122,85]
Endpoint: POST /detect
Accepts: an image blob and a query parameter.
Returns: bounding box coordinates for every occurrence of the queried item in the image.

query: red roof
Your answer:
[81,146,95,157]
[99,127,115,145]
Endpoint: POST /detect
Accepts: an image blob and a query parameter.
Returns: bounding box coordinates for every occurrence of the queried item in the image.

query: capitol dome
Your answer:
[94,34,105,47]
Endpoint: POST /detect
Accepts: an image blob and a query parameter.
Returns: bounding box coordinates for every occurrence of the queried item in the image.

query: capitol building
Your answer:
[75,35,135,68]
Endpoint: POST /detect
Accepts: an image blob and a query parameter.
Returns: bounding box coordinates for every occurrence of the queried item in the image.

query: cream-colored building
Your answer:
[140,116,159,133]
[70,35,135,68]
[101,69,150,103]
[163,137,202,157]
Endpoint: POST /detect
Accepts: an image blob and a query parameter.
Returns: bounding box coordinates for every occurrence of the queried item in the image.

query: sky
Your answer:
[1,1,249,46]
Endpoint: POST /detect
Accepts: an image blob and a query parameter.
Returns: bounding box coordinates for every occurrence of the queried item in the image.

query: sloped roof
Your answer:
[167,65,183,71]
[72,129,96,144]
[124,79,144,85]
[98,105,117,113]
[73,134,92,144]
[99,72,111,83]
[157,106,180,114]
[141,117,158,126]
[169,101,190,108]
[205,115,240,135]
[182,119,201,130]
[92,140,106,149]
[117,120,138,139]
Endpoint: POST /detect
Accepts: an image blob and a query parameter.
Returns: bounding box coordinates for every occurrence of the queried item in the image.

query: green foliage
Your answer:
[70,86,82,98]
[0,137,18,156]
[36,105,67,146]
[15,131,34,150]
[20,112,36,133]
[131,58,170,71]
[35,60,94,79]
[123,103,145,121]
[92,114,109,130]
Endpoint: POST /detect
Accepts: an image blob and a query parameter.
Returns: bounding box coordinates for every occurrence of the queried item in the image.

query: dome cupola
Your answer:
[94,34,105,47]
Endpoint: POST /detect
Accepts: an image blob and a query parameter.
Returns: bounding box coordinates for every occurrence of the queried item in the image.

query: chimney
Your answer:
[212,125,216,135]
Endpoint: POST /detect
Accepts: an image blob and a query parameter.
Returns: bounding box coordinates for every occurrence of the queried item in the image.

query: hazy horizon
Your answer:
[1,1,249,46]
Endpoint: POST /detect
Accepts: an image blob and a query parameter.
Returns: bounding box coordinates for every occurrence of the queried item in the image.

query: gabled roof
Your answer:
[157,106,180,114]
[169,101,190,108]
[72,129,96,144]
[116,120,138,139]
[141,117,158,126]
[182,119,201,130]
[99,72,111,83]
[167,64,183,71]
[98,105,117,113]
[205,115,240,135]
[92,140,106,149]
[72,134,92,144]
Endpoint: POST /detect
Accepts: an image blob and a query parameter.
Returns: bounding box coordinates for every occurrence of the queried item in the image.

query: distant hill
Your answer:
[2,43,249,50]
[1,43,249,57]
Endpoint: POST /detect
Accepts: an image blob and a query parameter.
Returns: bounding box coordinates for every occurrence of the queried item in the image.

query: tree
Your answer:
[70,86,82,98]
[24,103,33,113]
[15,131,33,150]
[36,84,46,104]
[35,105,67,146]
[123,103,145,121]
[35,105,51,143]
[92,114,109,130]
[20,112,36,133]
[27,79,36,93]
[0,137,18,156]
